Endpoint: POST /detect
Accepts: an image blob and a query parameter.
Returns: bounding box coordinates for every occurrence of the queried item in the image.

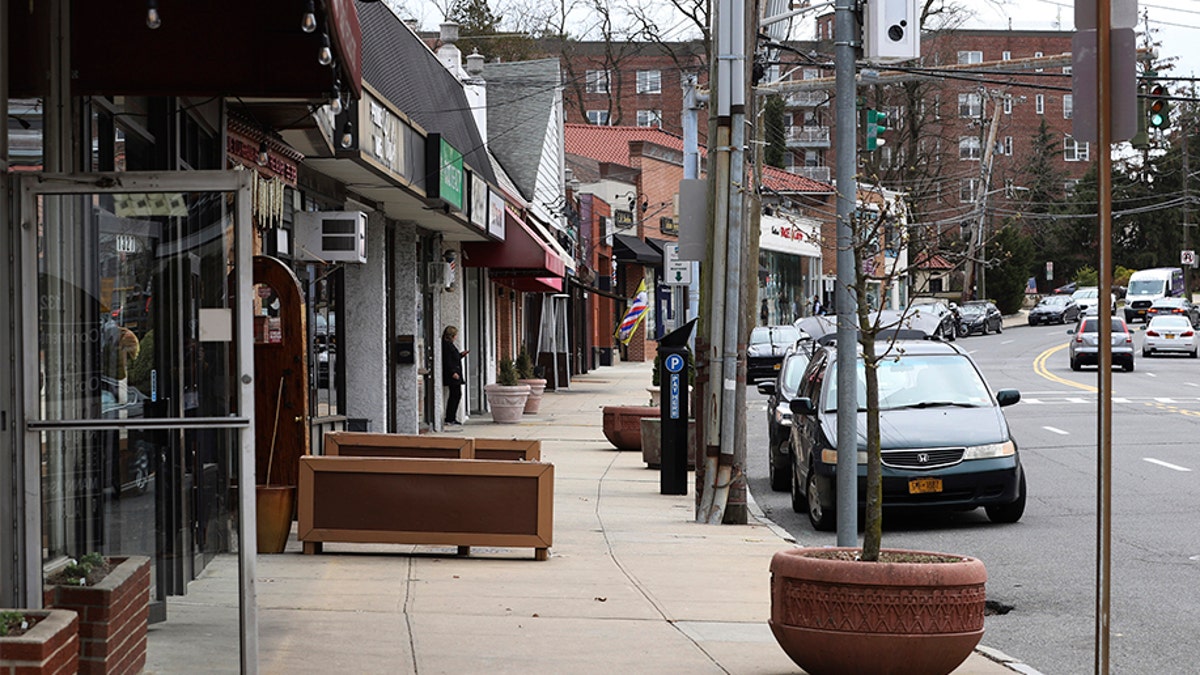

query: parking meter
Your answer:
[658,319,696,495]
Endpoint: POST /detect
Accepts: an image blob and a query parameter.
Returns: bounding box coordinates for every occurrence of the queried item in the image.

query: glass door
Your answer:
[20,171,257,671]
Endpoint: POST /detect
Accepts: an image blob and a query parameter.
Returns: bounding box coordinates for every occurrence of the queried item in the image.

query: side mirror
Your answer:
[1066,328,1075,335]
[995,389,1021,407]
[756,381,776,395]
[789,397,817,416]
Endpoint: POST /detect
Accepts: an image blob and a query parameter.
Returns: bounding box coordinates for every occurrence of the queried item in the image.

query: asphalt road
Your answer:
[746,320,1200,675]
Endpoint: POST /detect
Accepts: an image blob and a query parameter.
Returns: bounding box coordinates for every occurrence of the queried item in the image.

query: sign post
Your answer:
[657,319,696,495]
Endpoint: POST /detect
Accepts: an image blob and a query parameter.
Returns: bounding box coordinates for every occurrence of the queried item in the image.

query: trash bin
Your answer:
[597,347,613,366]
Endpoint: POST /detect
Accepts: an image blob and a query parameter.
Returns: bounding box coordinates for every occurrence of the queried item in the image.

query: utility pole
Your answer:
[963,92,1003,302]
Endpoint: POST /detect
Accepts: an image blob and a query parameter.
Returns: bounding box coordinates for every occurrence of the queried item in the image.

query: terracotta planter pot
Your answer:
[639,417,697,469]
[256,485,296,554]
[46,556,149,675]
[769,547,987,675]
[485,383,531,424]
[601,406,659,450]
[518,378,547,414]
[0,609,79,675]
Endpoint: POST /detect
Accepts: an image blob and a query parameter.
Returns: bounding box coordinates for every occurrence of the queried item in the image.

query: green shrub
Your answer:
[498,359,519,386]
[515,348,535,379]
[0,610,27,636]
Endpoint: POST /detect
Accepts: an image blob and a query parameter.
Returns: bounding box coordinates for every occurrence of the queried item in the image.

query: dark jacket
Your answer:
[442,338,464,382]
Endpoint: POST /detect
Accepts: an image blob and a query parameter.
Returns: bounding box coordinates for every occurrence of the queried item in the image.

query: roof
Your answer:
[912,254,954,270]
[358,4,495,185]
[482,59,562,202]
[564,123,834,194]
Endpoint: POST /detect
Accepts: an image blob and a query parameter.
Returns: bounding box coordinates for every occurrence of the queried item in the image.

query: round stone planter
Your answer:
[639,417,697,469]
[486,383,531,424]
[519,378,547,414]
[769,547,987,675]
[601,405,659,450]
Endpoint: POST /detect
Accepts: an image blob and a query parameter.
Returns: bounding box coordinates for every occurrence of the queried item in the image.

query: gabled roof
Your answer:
[483,59,562,202]
[358,4,494,185]
[564,123,833,194]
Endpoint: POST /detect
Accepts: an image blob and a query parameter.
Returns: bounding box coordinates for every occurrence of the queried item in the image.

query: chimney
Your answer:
[465,50,485,76]
[437,22,463,74]
[403,18,420,32]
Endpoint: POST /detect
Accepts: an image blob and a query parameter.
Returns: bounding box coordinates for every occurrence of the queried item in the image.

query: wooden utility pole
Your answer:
[963,93,1004,302]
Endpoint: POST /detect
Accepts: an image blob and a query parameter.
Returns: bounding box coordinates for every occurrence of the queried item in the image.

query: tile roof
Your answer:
[563,123,833,193]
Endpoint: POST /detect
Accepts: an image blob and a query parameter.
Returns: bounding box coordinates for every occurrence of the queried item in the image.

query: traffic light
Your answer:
[1148,84,1170,129]
[866,108,888,151]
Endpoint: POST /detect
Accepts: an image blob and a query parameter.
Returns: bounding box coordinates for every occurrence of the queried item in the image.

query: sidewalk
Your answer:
[146,361,1035,674]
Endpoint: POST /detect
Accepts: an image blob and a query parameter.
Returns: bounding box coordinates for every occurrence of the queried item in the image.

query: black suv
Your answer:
[747,325,802,382]
[787,339,1026,531]
[756,349,812,491]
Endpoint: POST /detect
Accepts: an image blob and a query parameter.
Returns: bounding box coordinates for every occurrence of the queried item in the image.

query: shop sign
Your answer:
[659,216,679,235]
[227,130,298,186]
[425,134,464,211]
[614,210,634,231]
[488,191,507,239]
[362,93,412,183]
[470,172,488,231]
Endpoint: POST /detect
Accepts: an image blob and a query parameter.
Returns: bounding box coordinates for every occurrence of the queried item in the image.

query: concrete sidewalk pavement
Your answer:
[146,360,1037,674]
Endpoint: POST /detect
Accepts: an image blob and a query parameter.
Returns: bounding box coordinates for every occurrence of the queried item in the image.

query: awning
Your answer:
[462,209,566,278]
[613,234,662,265]
[10,0,363,99]
[493,276,564,294]
[568,277,625,300]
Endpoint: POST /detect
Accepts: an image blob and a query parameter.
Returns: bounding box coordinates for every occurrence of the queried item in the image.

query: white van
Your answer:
[1124,267,1185,323]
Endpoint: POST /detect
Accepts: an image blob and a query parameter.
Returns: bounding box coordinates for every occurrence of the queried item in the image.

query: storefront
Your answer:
[759,213,823,325]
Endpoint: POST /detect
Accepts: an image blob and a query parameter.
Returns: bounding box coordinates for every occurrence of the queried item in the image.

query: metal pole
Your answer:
[833,0,859,546]
[1095,0,1114,671]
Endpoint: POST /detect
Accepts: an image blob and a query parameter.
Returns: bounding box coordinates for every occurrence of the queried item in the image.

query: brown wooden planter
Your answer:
[601,405,659,450]
[323,433,540,462]
[0,609,79,675]
[770,547,986,675]
[46,555,149,675]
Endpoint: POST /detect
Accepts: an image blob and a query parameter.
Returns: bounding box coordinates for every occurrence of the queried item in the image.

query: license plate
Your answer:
[1167,334,1176,339]
[908,477,943,494]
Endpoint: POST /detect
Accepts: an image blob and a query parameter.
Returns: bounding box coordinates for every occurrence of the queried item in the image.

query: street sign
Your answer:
[1182,250,1196,267]
[663,243,692,285]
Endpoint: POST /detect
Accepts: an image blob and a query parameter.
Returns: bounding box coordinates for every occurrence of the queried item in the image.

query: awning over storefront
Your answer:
[613,233,662,265]
[462,209,566,279]
[493,276,565,294]
[10,0,363,99]
[760,214,822,259]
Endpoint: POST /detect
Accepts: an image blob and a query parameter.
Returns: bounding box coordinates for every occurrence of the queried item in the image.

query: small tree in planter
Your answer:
[515,347,546,414]
[485,358,530,424]
[44,553,150,675]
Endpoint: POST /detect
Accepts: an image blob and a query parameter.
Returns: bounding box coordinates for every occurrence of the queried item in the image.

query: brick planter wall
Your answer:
[0,609,79,675]
[47,555,150,675]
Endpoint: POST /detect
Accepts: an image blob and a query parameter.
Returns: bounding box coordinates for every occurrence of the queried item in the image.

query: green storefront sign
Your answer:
[426,133,463,211]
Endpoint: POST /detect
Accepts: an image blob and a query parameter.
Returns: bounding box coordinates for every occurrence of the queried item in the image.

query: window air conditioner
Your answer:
[294,211,367,264]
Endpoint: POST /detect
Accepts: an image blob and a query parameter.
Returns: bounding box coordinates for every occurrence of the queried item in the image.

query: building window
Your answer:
[1003,95,1013,114]
[958,50,983,65]
[961,178,979,203]
[933,94,941,119]
[1064,136,1090,162]
[1004,136,1014,156]
[959,136,981,160]
[636,109,663,128]
[959,93,982,118]
[1004,179,1017,199]
[1064,179,1080,195]
[585,69,610,94]
[586,110,610,125]
[1063,66,1072,74]
[637,70,662,94]
[1036,94,1045,115]
[1063,94,1073,119]
[1035,51,1044,72]
[1002,51,1011,61]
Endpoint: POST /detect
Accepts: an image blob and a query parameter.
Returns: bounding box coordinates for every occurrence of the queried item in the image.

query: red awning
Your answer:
[462,209,566,279]
[7,1,362,99]
[493,277,565,294]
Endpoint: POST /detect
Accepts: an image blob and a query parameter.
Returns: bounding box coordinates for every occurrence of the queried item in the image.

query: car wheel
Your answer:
[956,323,969,338]
[130,450,150,495]
[806,462,836,532]
[1143,348,1151,358]
[985,471,1026,524]
[1192,349,1198,359]
[770,440,791,492]
[996,320,1003,333]
[1070,356,1081,371]
[1124,359,1135,372]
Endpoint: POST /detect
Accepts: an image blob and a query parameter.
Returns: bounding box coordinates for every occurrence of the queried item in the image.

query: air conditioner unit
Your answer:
[294,211,367,264]
[427,262,453,290]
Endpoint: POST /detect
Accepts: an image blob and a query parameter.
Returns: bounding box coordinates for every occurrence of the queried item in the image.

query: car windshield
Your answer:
[1149,316,1190,330]
[959,305,985,316]
[1152,298,1183,307]
[823,353,993,412]
[750,325,799,345]
[1129,279,1166,295]
[1079,318,1127,334]
[1039,296,1069,306]
[1073,288,1098,299]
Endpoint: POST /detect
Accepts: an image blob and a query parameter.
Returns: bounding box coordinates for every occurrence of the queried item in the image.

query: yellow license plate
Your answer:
[908,478,943,494]
[1167,334,1176,339]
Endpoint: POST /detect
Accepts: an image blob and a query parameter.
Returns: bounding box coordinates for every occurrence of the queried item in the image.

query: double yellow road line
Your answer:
[1031,342,1097,393]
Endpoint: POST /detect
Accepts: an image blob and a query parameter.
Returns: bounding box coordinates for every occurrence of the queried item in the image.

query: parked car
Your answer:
[756,350,810,492]
[1068,316,1135,372]
[1028,294,1081,325]
[908,298,958,341]
[956,301,1003,336]
[747,325,802,382]
[1142,315,1199,358]
[786,339,1025,531]
[100,377,152,495]
[1146,297,1200,327]
[1071,286,1116,315]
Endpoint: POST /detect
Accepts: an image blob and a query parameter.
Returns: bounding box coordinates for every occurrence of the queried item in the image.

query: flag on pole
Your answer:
[615,280,650,345]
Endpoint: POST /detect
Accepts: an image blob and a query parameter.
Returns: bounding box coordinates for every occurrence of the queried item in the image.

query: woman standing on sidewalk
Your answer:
[442,326,468,426]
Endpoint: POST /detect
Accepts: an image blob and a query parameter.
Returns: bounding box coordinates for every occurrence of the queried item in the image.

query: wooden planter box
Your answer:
[46,555,150,675]
[324,432,540,462]
[0,609,79,675]
[298,456,554,560]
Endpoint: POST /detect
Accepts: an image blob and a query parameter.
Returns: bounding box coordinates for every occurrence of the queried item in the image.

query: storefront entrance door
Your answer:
[18,171,259,672]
